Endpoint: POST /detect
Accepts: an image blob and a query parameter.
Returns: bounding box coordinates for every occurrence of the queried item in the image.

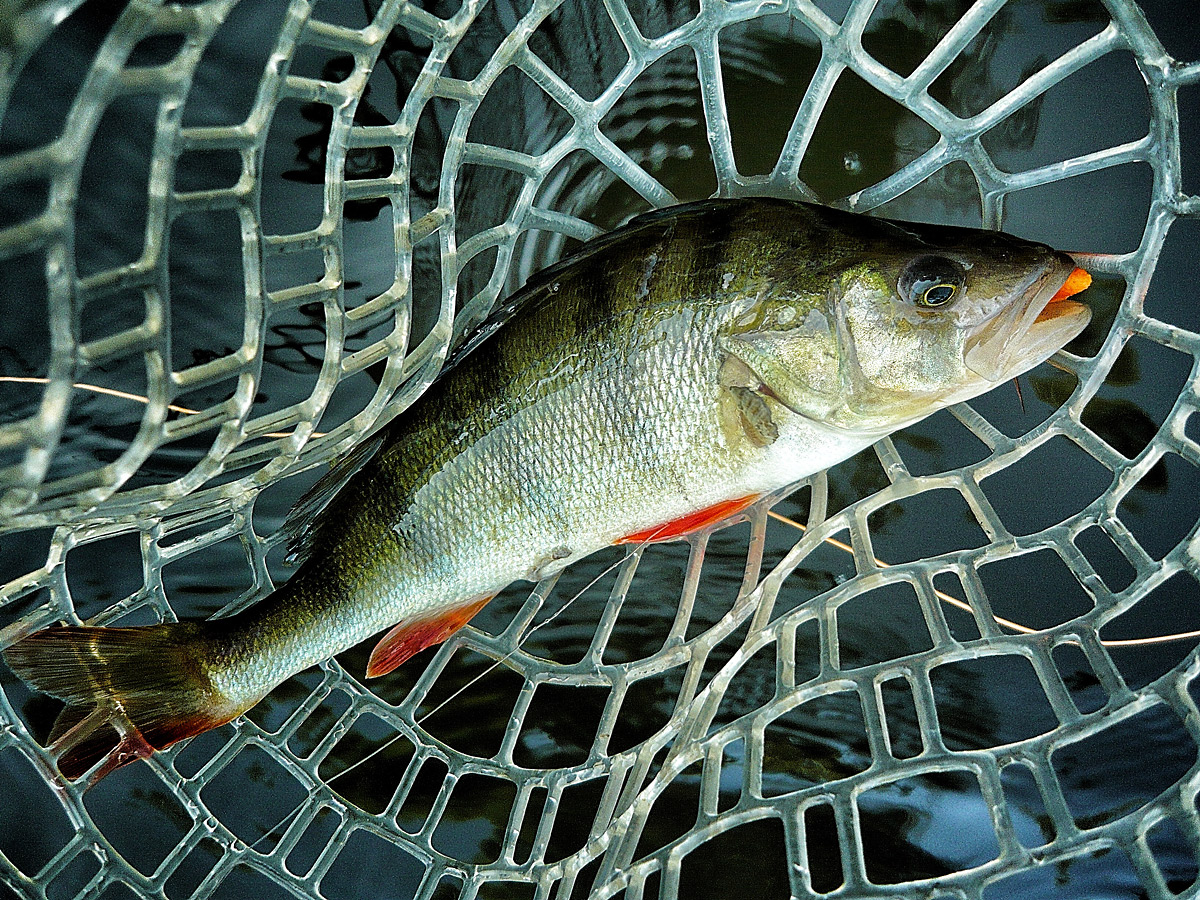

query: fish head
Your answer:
[724,216,1092,436]
[832,226,1091,430]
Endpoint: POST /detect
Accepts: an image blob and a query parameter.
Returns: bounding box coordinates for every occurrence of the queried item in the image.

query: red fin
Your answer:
[366,594,494,678]
[615,495,760,545]
[53,704,227,783]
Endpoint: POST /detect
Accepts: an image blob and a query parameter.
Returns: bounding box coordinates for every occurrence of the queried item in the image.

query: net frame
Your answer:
[0,1,1197,899]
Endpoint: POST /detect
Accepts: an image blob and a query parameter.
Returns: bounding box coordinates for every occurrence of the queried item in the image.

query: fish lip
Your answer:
[963,261,1092,383]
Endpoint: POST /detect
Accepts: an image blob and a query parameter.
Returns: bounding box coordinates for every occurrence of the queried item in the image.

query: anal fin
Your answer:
[616,495,760,545]
[366,594,495,678]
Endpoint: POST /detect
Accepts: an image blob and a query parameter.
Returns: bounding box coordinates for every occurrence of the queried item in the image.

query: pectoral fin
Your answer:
[366,594,495,677]
[728,385,779,447]
[719,311,841,421]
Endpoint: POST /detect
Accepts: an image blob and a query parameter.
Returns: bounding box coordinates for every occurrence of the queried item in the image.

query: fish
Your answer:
[3,198,1092,780]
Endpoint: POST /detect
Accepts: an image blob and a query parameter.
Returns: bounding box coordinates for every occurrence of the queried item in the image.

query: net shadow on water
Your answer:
[1,0,1199,899]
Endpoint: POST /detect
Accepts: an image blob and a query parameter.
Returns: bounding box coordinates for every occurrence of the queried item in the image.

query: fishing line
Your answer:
[244,537,654,854]
[766,510,1200,647]
[325,513,726,785]
[0,376,325,438]
[27,375,1185,645]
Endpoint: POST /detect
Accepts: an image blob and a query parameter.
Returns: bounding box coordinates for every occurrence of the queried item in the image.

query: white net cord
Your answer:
[1,1,1198,899]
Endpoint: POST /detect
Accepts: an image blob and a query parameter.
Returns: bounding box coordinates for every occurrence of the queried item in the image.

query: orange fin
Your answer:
[52,705,172,784]
[366,594,494,678]
[615,495,760,545]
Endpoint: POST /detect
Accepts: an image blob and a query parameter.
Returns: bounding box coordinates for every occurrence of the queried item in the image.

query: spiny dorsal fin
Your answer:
[281,432,386,564]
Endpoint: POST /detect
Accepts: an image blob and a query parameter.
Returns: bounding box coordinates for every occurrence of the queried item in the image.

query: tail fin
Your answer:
[4,623,245,781]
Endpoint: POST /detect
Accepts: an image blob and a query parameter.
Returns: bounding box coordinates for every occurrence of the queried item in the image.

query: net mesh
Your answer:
[1,0,1198,898]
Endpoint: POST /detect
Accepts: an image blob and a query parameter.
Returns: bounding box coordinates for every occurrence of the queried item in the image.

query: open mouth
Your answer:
[963,261,1093,383]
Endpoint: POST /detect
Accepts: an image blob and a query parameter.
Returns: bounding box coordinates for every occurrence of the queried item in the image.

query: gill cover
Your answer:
[719,302,843,423]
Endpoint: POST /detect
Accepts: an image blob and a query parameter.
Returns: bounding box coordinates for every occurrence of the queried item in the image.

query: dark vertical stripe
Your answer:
[694,201,738,291]
[569,248,606,337]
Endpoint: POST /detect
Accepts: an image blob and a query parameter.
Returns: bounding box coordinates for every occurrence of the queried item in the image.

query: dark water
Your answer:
[1,1,1198,899]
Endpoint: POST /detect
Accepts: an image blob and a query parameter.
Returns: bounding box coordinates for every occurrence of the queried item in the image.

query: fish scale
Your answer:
[2,197,1092,780]
[216,302,766,700]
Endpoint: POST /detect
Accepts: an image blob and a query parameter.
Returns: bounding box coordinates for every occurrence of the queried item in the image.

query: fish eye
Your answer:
[920,283,956,307]
[899,255,965,309]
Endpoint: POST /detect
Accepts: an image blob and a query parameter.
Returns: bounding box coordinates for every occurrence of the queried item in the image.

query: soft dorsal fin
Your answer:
[281,433,386,563]
[365,594,495,678]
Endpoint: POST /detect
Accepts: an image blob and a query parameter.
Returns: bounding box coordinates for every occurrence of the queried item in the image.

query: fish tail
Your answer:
[4,622,248,781]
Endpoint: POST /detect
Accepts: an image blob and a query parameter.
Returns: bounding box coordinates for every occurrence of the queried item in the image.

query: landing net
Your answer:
[1,1,1198,898]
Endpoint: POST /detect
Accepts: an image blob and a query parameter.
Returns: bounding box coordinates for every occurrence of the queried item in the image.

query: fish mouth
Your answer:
[963,261,1092,383]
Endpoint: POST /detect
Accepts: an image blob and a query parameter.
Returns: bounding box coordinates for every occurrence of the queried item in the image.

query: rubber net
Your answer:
[1,0,1198,898]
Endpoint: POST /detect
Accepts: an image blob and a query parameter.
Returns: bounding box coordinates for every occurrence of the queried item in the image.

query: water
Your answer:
[1,1,1198,898]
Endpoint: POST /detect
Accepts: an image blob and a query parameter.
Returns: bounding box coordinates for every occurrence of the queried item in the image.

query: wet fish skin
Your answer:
[3,198,1091,779]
